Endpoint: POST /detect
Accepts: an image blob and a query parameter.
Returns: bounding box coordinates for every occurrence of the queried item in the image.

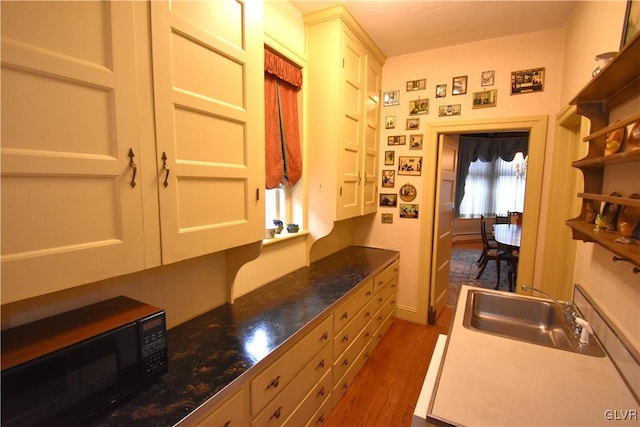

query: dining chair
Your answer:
[495,214,508,224]
[507,211,523,225]
[477,215,499,265]
[477,217,515,290]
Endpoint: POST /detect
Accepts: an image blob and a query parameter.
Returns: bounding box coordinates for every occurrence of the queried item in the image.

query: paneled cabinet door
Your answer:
[0,1,146,303]
[361,55,382,216]
[150,0,265,265]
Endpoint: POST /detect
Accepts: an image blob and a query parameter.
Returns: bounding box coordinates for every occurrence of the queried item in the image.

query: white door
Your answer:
[150,0,265,264]
[361,54,381,216]
[429,135,458,322]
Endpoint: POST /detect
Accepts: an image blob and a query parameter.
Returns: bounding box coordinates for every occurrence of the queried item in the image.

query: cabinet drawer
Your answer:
[373,260,399,293]
[333,279,373,333]
[332,340,371,406]
[372,277,396,315]
[373,292,396,333]
[252,343,331,427]
[192,387,248,427]
[332,322,372,387]
[283,368,332,427]
[305,389,333,427]
[251,316,333,415]
[333,301,373,360]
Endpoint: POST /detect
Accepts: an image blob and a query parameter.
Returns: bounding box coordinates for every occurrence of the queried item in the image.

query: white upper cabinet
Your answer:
[304,6,385,223]
[150,0,265,264]
[0,0,265,303]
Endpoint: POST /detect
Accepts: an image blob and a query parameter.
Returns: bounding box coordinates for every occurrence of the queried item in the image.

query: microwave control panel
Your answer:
[138,311,168,379]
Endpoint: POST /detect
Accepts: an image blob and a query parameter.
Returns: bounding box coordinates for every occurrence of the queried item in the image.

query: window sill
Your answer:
[262,230,309,247]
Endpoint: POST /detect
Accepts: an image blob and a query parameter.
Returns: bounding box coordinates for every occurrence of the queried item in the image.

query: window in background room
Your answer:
[264,47,302,229]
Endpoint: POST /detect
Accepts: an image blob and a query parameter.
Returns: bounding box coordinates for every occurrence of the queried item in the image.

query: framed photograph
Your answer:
[400,204,419,219]
[379,193,398,207]
[384,150,395,165]
[381,213,393,224]
[511,67,545,94]
[409,134,423,150]
[436,84,447,98]
[621,0,640,48]
[399,183,417,202]
[381,170,395,188]
[409,99,429,115]
[438,104,461,117]
[387,135,406,145]
[406,79,426,91]
[472,89,498,109]
[398,156,422,176]
[383,90,400,106]
[481,70,495,86]
[452,75,467,95]
[406,117,420,130]
[385,116,396,129]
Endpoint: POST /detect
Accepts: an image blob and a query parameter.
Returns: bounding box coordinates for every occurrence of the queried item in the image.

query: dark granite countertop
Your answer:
[89,246,398,426]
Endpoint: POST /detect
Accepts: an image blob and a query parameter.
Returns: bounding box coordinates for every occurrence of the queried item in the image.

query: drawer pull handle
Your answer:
[365,311,370,318]
[161,151,170,187]
[317,359,325,369]
[392,284,396,288]
[378,280,383,285]
[366,291,372,296]
[319,331,328,341]
[341,334,349,342]
[378,298,383,303]
[266,375,280,390]
[269,407,282,421]
[366,332,370,338]
[342,358,349,367]
[342,382,348,390]
[341,312,348,320]
[317,386,325,397]
[393,268,398,273]
[317,414,325,424]
[224,421,231,427]
[128,148,137,188]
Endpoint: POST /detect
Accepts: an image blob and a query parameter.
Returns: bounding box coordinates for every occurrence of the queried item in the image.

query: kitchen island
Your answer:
[424,285,639,426]
[88,245,399,426]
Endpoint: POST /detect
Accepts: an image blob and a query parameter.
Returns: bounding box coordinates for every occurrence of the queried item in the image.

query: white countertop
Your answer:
[428,285,640,426]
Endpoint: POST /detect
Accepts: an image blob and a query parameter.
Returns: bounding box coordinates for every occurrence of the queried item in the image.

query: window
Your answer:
[457,153,527,218]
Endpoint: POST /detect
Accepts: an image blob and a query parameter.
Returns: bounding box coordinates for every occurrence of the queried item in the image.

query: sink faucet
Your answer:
[521,285,581,338]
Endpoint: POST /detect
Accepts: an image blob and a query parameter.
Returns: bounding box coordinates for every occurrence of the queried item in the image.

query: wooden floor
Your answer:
[324,309,453,427]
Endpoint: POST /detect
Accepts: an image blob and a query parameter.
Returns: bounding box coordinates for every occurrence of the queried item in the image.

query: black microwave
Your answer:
[1,296,168,426]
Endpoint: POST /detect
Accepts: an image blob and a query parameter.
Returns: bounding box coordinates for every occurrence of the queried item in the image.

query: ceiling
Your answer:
[288,1,577,57]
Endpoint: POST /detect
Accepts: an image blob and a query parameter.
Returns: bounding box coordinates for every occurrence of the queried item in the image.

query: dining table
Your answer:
[493,223,522,249]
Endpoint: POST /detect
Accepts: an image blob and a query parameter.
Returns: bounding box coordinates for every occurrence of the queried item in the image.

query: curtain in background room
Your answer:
[455,135,529,217]
[264,48,302,189]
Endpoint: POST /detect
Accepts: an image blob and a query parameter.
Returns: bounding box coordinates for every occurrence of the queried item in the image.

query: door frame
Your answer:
[417,115,548,324]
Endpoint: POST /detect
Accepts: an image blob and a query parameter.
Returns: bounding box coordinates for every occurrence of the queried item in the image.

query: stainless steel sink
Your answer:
[463,290,605,357]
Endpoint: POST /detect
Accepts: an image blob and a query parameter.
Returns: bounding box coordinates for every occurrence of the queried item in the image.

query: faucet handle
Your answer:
[574,317,594,346]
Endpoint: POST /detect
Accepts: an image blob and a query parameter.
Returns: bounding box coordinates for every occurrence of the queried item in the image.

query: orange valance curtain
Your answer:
[264,48,302,189]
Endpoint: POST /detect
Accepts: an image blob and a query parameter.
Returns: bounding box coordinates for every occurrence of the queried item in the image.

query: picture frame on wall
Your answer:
[406,118,420,130]
[472,89,497,109]
[409,134,423,150]
[621,0,640,48]
[384,150,395,165]
[452,75,467,95]
[383,90,400,106]
[436,84,447,98]
[398,156,422,176]
[511,67,545,94]
[382,170,395,187]
[385,116,396,129]
[409,99,429,115]
[400,204,419,219]
[406,79,426,91]
[438,104,461,117]
[481,70,495,86]
[381,213,393,224]
[379,193,398,207]
[399,183,417,202]
[387,135,406,145]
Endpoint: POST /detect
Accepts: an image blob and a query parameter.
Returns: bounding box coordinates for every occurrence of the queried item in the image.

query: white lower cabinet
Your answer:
[189,259,398,426]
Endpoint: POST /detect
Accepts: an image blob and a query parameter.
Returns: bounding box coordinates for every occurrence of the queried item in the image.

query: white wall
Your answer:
[357,28,566,320]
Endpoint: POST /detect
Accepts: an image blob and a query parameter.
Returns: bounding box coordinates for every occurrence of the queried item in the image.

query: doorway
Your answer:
[418,116,548,325]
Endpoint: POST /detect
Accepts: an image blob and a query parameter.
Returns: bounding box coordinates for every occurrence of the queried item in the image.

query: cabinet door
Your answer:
[361,55,382,215]
[0,1,146,303]
[337,27,365,220]
[150,0,265,264]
